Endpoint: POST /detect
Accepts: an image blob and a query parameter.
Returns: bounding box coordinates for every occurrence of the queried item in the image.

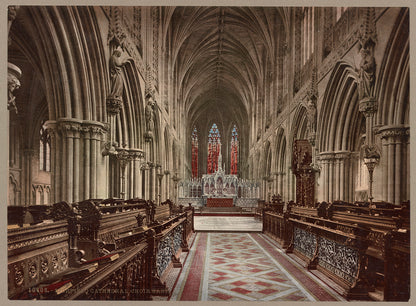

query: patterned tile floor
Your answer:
[169,232,344,301]
[194,216,262,231]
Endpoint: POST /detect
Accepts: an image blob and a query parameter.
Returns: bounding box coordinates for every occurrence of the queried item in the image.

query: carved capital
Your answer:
[106,96,123,115]
[129,148,145,160]
[334,151,351,160]
[116,148,135,169]
[377,125,409,142]
[44,120,57,139]
[319,152,336,161]
[81,121,106,140]
[58,120,82,138]
[359,97,378,116]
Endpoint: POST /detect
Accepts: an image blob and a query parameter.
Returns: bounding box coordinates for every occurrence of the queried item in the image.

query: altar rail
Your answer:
[262,200,410,301]
[8,198,194,300]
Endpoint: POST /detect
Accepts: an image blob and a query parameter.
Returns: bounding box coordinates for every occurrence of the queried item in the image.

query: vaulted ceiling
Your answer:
[163,7,289,137]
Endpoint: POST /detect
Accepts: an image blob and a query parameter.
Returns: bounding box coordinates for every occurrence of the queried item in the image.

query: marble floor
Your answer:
[194,216,263,232]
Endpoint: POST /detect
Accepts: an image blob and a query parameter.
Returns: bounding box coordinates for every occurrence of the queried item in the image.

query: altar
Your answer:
[178,150,260,207]
[206,198,234,207]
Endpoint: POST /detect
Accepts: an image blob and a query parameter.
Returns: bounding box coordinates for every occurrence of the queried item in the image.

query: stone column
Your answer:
[140,162,149,200]
[81,125,91,199]
[83,121,106,199]
[150,162,157,201]
[45,121,59,202]
[334,156,340,201]
[172,173,181,204]
[164,170,170,200]
[58,119,82,203]
[132,158,142,198]
[73,126,81,202]
[334,152,350,202]
[129,149,145,198]
[23,149,35,205]
[90,124,106,199]
[273,172,279,196]
[319,153,335,202]
[116,148,144,199]
[321,158,327,201]
[378,126,409,204]
[103,95,123,157]
[156,167,163,205]
[380,136,388,201]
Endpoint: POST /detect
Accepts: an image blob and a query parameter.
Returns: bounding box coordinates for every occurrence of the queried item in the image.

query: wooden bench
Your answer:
[151,201,171,225]
[255,200,265,220]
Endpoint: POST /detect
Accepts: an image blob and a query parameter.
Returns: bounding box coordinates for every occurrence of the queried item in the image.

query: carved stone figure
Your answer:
[108,46,132,101]
[305,98,317,135]
[145,93,156,137]
[358,48,376,101]
[8,63,22,113]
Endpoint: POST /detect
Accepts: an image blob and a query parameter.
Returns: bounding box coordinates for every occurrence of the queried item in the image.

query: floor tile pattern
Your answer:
[206,233,311,301]
[170,232,343,301]
[194,216,262,232]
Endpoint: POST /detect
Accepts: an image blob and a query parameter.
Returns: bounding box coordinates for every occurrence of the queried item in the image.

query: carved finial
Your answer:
[359,7,377,50]
[307,67,318,101]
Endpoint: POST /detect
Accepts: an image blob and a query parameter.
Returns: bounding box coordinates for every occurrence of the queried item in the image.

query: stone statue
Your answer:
[145,93,156,137]
[8,63,22,113]
[358,48,376,101]
[109,46,132,101]
[305,98,317,135]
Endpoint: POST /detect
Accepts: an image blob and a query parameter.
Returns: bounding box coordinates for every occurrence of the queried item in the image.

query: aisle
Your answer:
[169,232,344,301]
[194,216,262,232]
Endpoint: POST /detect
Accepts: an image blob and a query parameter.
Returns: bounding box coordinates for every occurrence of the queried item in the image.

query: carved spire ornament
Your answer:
[306,67,318,145]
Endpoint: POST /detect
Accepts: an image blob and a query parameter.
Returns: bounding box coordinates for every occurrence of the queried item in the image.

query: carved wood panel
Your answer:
[292,140,315,207]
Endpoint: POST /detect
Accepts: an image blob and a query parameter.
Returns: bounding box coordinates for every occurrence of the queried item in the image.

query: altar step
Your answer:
[195,206,256,216]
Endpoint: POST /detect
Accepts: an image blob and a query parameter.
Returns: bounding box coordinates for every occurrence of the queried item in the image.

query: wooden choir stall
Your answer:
[262,196,410,301]
[8,198,194,300]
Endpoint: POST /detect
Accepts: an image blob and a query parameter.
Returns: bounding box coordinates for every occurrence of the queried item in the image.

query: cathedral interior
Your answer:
[6,6,410,302]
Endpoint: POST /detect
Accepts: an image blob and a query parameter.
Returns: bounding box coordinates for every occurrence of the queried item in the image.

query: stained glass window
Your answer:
[191,127,198,178]
[207,123,221,174]
[230,125,238,175]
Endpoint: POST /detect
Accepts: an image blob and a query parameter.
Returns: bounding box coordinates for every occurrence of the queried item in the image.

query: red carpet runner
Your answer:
[170,232,342,301]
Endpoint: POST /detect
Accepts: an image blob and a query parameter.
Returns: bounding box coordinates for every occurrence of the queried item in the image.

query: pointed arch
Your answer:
[318,61,364,153]
[376,8,409,126]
